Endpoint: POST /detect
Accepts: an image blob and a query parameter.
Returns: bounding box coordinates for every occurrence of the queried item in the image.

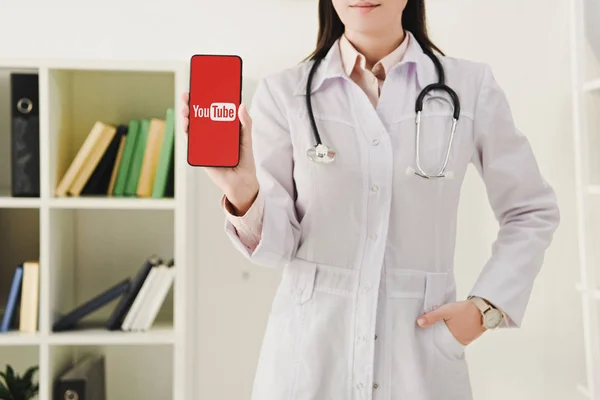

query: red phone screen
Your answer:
[187,54,242,167]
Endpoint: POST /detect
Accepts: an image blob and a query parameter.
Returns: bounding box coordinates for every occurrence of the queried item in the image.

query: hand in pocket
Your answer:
[416,300,486,346]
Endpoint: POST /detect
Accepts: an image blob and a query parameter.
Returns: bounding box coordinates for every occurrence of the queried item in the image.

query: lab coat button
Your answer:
[371,138,379,146]
[371,185,379,192]
[363,284,371,292]
[375,334,378,340]
[373,383,379,389]
[357,383,364,390]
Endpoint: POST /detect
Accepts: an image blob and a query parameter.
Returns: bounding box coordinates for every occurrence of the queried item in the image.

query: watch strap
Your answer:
[469,296,493,313]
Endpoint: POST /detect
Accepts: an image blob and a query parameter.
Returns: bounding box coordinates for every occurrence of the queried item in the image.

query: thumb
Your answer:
[238,103,252,130]
[238,103,252,146]
[417,304,450,328]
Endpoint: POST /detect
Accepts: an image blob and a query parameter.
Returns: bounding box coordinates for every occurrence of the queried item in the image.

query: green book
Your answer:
[112,119,140,196]
[123,119,149,196]
[152,108,175,198]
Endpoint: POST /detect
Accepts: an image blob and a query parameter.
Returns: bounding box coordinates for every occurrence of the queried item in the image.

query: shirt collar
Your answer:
[338,32,409,79]
[293,30,437,96]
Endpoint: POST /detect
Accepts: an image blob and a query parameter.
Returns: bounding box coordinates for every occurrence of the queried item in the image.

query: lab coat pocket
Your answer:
[269,259,317,316]
[437,320,466,360]
[423,273,472,399]
[424,272,465,362]
[384,269,435,397]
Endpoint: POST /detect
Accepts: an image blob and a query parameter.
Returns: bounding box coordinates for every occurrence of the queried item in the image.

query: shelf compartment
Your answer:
[47,67,176,200]
[48,208,175,335]
[0,345,39,378]
[0,208,40,335]
[48,344,173,400]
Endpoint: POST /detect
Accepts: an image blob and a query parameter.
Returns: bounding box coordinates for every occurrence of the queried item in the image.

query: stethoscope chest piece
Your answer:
[307,144,336,164]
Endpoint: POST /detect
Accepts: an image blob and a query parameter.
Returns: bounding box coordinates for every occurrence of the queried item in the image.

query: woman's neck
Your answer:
[344,27,406,69]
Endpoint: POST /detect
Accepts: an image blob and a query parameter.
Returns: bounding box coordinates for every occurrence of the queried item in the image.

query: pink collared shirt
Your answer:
[221,33,410,252]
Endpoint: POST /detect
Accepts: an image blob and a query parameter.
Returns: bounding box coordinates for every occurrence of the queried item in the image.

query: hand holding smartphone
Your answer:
[187,54,243,167]
[184,54,259,216]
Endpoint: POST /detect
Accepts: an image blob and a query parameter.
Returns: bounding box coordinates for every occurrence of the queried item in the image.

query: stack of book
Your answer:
[55,108,175,198]
[52,255,175,332]
[0,261,40,333]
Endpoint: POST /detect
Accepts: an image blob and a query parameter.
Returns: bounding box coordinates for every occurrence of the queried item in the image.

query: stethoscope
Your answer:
[305,44,461,180]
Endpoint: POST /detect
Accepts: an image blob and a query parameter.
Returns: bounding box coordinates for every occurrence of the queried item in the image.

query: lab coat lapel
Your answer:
[375,31,437,125]
[293,40,348,96]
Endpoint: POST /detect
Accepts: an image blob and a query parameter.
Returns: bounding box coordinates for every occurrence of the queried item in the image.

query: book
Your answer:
[0,265,23,332]
[52,278,131,332]
[112,119,140,196]
[19,261,39,333]
[105,255,161,330]
[68,124,117,196]
[81,124,127,196]
[123,119,149,196]
[152,108,175,198]
[55,122,110,197]
[136,118,166,197]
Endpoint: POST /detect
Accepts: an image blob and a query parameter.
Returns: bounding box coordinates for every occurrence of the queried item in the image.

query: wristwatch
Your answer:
[468,296,504,330]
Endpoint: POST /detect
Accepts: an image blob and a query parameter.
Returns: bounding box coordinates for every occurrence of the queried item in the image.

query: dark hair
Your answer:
[304,0,444,61]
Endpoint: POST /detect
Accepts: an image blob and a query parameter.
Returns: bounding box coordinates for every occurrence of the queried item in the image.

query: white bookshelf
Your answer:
[570,0,600,398]
[0,58,196,399]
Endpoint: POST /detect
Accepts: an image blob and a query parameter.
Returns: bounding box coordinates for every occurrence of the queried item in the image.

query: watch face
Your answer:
[484,309,503,329]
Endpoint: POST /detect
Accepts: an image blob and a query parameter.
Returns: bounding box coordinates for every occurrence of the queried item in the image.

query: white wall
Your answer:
[0,1,583,399]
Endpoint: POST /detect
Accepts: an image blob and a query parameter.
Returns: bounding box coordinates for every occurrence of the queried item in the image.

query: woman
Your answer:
[182,0,560,398]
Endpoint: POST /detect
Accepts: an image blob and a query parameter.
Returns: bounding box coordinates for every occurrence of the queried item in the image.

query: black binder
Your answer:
[52,277,131,332]
[54,354,105,400]
[10,73,40,197]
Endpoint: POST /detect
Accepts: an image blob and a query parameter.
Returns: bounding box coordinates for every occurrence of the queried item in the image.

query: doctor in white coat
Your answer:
[182,0,560,398]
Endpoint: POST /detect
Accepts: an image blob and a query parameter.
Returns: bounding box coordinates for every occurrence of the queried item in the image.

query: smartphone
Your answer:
[187,54,243,167]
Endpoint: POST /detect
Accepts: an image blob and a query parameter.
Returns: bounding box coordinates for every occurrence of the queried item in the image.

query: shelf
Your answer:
[0,58,191,399]
[583,80,600,92]
[0,331,41,346]
[0,197,41,208]
[0,58,183,73]
[48,325,174,345]
[49,197,175,210]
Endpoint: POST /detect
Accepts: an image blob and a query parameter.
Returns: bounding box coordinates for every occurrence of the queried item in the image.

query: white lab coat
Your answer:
[224,31,560,400]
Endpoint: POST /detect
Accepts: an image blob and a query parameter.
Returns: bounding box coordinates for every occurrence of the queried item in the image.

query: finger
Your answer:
[181,92,189,103]
[182,117,189,134]
[417,304,451,327]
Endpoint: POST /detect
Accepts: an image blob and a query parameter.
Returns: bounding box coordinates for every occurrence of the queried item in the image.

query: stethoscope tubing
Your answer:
[305,37,461,179]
